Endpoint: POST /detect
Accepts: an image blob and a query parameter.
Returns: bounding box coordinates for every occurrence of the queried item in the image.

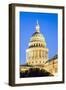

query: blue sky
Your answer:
[20,12,58,65]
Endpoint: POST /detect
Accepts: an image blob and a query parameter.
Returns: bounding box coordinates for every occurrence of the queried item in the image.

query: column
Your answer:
[34,50,35,59]
[39,50,40,58]
[33,50,34,60]
[41,50,43,59]
[44,51,45,59]
[32,50,33,60]
[42,50,44,58]
[36,50,37,59]
[38,50,39,58]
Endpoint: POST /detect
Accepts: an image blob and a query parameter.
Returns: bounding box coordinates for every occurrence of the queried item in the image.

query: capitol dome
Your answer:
[29,21,46,48]
[26,20,48,66]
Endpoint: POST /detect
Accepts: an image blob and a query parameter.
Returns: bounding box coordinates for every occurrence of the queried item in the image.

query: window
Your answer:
[34,44,35,47]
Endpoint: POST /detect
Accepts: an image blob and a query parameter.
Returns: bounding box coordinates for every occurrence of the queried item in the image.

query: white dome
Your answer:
[29,32,46,48]
[28,21,46,48]
[30,32,45,42]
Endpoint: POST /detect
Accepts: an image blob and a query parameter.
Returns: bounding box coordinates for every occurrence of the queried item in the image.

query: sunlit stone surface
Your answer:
[20,21,58,77]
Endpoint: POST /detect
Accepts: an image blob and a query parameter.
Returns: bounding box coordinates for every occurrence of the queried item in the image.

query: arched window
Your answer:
[40,44,41,47]
[34,44,35,47]
[41,44,42,47]
[39,43,40,46]
[36,43,38,47]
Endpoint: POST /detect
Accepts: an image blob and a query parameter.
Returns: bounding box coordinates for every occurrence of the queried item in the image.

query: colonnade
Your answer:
[26,49,48,65]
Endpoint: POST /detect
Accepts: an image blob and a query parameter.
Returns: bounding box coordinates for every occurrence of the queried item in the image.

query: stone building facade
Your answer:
[26,21,48,65]
[44,55,58,75]
[20,21,58,76]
